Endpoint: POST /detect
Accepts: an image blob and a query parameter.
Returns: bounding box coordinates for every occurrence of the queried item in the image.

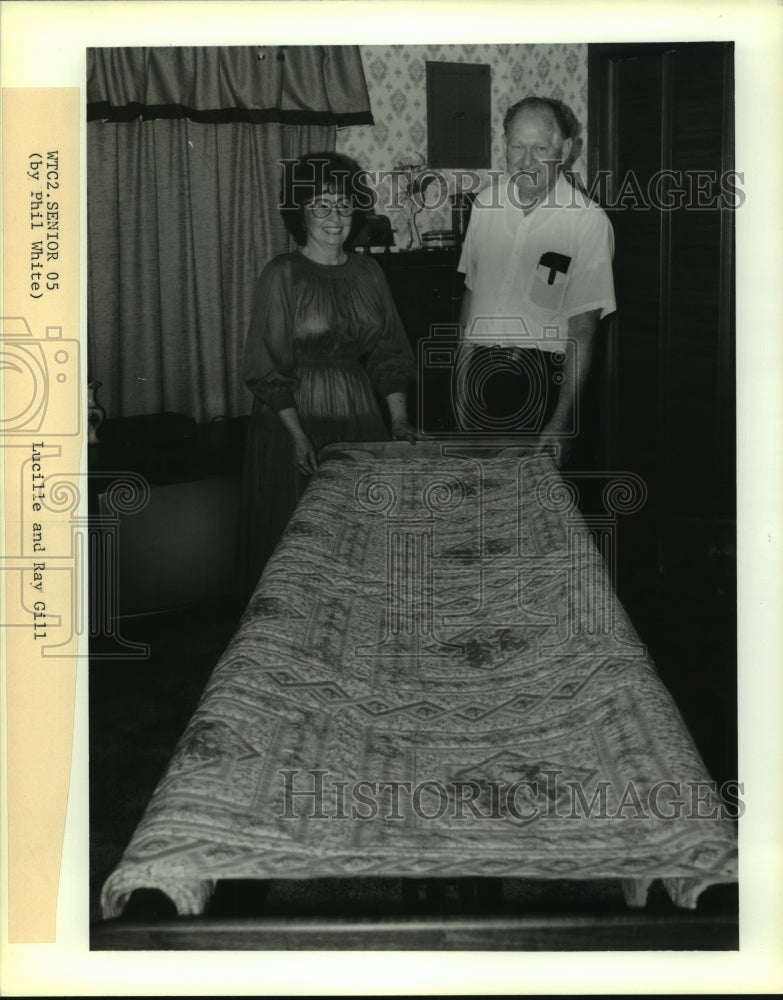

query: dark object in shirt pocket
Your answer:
[538,251,572,285]
[527,251,572,312]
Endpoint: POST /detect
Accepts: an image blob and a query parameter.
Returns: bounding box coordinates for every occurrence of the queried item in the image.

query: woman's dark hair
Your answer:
[279,151,375,246]
[502,96,582,169]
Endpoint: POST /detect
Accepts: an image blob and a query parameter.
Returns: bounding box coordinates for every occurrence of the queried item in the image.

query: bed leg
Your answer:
[621,877,654,908]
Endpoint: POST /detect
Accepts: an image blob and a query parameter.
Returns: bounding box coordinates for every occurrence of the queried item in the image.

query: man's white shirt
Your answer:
[458,171,617,351]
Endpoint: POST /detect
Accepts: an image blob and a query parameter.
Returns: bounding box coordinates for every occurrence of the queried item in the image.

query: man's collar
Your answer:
[504,169,572,214]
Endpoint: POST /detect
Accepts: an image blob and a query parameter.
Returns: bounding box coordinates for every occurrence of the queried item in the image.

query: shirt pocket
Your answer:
[527,251,572,312]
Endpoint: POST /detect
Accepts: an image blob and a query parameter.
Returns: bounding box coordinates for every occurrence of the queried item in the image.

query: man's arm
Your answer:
[539,308,601,462]
[459,287,473,337]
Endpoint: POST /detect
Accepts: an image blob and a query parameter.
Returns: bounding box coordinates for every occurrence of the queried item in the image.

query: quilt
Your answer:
[101,443,738,918]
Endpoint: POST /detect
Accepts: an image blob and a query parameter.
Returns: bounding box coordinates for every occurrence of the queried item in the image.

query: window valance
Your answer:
[87,46,374,125]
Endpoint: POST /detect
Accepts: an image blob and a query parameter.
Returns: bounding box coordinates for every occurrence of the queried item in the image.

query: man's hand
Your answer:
[534,311,601,468]
[535,432,571,468]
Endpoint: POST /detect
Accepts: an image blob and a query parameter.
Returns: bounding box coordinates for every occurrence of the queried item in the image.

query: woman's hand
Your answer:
[390,417,420,445]
[292,431,319,475]
[386,391,420,445]
[278,407,318,475]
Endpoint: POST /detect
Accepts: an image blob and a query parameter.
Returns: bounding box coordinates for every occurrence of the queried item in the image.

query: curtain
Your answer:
[86,46,373,421]
[88,120,334,421]
[87,46,374,125]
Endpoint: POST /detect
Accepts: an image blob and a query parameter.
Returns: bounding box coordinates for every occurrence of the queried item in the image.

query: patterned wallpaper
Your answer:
[336,43,588,240]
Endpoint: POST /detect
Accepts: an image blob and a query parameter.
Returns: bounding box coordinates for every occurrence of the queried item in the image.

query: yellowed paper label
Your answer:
[2,87,80,943]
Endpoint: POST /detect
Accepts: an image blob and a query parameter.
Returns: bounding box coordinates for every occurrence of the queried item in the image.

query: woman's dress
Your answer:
[239,250,416,603]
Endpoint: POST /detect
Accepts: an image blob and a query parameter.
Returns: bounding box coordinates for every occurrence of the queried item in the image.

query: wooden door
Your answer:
[588,42,735,584]
[587,43,736,785]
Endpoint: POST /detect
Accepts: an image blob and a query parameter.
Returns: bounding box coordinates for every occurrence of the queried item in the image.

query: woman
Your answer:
[239,152,418,602]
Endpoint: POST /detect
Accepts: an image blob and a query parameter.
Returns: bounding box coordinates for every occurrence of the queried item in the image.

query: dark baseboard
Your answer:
[92,910,738,952]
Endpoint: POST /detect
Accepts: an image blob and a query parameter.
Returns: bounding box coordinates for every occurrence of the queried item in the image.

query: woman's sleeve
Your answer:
[363,261,417,397]
[243,258,299,411]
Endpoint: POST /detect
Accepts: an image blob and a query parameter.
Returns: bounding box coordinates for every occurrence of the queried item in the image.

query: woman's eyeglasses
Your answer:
[307,199,354,218]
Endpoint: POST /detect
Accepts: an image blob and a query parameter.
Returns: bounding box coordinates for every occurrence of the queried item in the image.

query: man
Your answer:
[457,96,616,465]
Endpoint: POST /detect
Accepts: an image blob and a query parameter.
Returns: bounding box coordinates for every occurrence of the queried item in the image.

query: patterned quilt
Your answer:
[101,443,738,918]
